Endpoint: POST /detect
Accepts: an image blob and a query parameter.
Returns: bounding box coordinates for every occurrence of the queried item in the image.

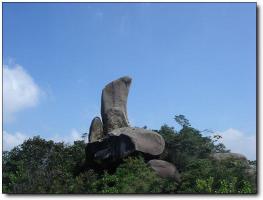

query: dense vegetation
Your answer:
[2,115,256,194]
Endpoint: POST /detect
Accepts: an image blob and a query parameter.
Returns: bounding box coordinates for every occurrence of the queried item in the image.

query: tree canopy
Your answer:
[2,115,256,194]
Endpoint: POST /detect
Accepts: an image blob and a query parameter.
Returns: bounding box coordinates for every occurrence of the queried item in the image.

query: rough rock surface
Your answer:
[101,76,132,133]
[88,117,104,142]
[85,134,136,169]
[85,76,165,170]
[148,159,181,182]
[211,153,248,164]
[211,153,256,187]
[246,165,256,178]
[109,127,165,156]
[85,127,165,169]
[246,165,257,187]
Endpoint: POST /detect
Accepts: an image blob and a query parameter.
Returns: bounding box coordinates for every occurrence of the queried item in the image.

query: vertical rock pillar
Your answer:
[101,76,132,134]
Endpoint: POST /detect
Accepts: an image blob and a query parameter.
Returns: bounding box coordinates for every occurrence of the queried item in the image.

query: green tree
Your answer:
[174,115,191,128]
[3,136,88,193]
[2,114,256,194]
[91,156,178,193]
[159,124,214,172]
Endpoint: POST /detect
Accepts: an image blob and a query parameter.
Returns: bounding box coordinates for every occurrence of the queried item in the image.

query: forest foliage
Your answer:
[2,115,256,194]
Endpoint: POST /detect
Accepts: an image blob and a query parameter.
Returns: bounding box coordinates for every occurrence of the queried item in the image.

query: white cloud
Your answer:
[214,128,256,160]
[71,129,82,141]
[51,129,84,144]
[3,131,29,151]
[3,129,85,151]
[3,64,42,122]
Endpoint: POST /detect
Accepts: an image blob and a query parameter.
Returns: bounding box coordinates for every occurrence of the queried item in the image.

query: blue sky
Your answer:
[3,3,256,159]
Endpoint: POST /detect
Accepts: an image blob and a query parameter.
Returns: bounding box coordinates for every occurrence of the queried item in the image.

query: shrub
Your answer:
[91,156,178,193]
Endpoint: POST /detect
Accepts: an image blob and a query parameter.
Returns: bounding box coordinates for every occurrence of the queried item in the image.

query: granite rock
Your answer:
[101,76,132,133]
[88,117,104,142]
[148,159,181,182]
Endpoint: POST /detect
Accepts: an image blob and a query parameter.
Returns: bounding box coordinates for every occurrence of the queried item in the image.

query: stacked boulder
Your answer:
[85,76,180,181]
[210,152,256,187]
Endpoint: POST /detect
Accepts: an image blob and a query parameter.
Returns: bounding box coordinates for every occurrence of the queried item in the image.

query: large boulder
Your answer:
[211,153,248,164]
[88,117,104,142]
[85,127,165,169]
[109,127,165,156]
[211,153,256,188]
[147,159,181,182]
[101,76,132,133]
[85,134,135,169]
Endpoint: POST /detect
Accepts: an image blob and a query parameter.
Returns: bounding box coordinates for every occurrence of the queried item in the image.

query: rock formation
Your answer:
[88,117,104,142]
[85,76,179,179]
[101,76,132,133]
[211,152,248,164]
[148,160,181,182]
[86,134,136,169]
[109,127,165,156]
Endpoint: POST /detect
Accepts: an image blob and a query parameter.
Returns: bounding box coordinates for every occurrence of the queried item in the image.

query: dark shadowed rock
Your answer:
[88,117,104,142]
[85,127,165,170]
[109,127,165,156]
[85,134,136,170]
[101,76,132,133]
[148,159,181,182]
